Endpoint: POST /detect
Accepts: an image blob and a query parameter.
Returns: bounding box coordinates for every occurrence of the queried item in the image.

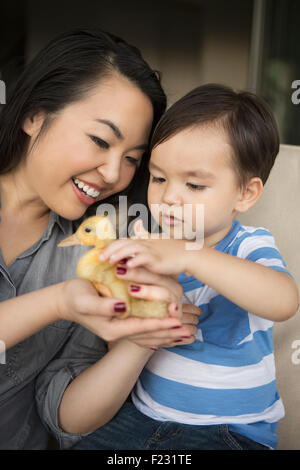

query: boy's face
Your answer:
[147,125,243,247]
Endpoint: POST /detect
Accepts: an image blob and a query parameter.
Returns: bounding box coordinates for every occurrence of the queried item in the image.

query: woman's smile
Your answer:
[71,177,103,206]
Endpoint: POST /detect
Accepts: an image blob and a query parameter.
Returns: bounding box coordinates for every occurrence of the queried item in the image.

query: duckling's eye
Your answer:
[84,227,92,233]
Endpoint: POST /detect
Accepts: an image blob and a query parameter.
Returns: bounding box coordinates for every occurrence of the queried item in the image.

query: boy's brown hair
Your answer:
[150,84,280,188]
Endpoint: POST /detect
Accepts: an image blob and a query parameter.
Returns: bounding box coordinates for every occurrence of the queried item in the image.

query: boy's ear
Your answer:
[22,111,46,137]
[235,177,263,213]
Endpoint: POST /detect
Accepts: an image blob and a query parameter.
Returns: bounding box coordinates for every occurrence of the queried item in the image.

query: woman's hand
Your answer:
[57,277,184,343]
[115,262,183,315]
[126,303,202,349]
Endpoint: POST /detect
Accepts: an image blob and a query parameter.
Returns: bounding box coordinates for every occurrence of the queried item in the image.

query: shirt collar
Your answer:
[14,211,72,261]
[49,210,71,236]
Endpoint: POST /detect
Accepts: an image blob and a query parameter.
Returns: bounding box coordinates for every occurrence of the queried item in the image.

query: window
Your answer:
[258,0,300,145]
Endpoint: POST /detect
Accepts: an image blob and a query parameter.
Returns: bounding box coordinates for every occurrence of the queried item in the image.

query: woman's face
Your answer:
[21,74,154,220]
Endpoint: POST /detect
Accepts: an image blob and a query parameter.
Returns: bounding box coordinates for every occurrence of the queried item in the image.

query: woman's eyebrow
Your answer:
[94,119,123,139]
[94,119,147,151]
[133,144,148,151]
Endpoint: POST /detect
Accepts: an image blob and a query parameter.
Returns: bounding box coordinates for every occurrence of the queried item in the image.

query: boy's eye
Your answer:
[90,135,109,149]
[187,183,206,190]
[151,176,165,183]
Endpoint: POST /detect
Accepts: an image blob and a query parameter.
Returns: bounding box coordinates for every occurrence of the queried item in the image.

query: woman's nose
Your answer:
[96,158,121,185]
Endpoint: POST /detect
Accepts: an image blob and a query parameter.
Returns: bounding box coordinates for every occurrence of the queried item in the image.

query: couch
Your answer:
[237,144,300,450]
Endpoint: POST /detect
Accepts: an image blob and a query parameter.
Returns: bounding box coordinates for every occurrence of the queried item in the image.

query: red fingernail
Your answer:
[171,326,181,329]
[114,302,127,312]
[118,258,128,265]
[116,267,127,275]
[174,339,183,342]
[175,304,179,311]
[130,285,141,292]
[181,336,191,339]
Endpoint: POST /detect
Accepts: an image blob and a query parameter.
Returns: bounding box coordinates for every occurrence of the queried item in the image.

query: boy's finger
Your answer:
[99,239,130,261]
[109,244,148,265]
[182,313,200,325]
[126,253,153,269]
[182,304,203,315]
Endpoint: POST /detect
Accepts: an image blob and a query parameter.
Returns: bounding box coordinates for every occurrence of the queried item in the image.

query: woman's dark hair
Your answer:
[150,83,280,187]
[0,28,166,177]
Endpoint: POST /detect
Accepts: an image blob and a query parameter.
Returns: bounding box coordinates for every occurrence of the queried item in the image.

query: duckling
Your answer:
[58,216,168,319]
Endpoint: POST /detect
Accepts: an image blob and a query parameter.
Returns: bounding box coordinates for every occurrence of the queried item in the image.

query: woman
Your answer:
[0,28,199,450]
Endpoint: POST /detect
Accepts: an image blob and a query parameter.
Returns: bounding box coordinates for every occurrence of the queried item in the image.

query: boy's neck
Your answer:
[203,221,235,249]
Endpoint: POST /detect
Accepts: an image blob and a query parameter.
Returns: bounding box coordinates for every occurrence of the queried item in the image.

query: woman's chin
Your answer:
[50,203,87,221]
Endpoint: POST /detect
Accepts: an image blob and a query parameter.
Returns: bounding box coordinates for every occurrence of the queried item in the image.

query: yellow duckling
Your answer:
[58,216,168,319]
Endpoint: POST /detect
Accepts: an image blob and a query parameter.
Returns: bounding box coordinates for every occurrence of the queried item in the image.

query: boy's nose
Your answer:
[162,186,182,205]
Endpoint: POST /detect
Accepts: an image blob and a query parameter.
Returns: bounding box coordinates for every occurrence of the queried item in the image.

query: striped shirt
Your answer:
[132,219,291,449]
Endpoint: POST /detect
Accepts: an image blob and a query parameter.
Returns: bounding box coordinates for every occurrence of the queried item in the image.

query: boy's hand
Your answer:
[99,221,188,275]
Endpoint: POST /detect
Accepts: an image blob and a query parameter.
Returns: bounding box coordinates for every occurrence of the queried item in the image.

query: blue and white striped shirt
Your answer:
[132,220,291,449]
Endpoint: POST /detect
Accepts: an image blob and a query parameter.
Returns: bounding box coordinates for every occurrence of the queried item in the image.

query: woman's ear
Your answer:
[22,111,46,137]
[235,177,263,213]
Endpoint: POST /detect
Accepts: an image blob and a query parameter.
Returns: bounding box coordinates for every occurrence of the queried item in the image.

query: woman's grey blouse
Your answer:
[0,211,107,449]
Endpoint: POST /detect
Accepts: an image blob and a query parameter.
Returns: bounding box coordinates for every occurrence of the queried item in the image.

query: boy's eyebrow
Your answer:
[185,169,216,180]
[149,161,215,179]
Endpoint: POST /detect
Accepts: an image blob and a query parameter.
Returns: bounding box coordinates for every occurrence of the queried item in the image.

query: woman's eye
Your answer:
[151,176,165,183]
[187,183,206,191]
[90,135,109,149]
[125,156,140,166]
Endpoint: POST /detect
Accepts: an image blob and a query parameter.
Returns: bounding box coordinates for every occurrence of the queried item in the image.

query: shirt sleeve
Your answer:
[35,323,107,449]
[236,227,292,276]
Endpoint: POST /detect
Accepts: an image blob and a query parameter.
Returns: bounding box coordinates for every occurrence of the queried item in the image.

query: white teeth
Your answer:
[73,178,100,198]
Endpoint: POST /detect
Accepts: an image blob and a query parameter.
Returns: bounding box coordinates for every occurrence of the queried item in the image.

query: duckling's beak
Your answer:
[57,234,82,247]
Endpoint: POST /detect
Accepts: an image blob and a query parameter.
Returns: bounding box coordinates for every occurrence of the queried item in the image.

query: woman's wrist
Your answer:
[116,338,155,358]
[55,280,72,322]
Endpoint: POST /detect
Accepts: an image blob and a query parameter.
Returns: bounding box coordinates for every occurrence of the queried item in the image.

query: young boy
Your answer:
[74,84,299,450]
